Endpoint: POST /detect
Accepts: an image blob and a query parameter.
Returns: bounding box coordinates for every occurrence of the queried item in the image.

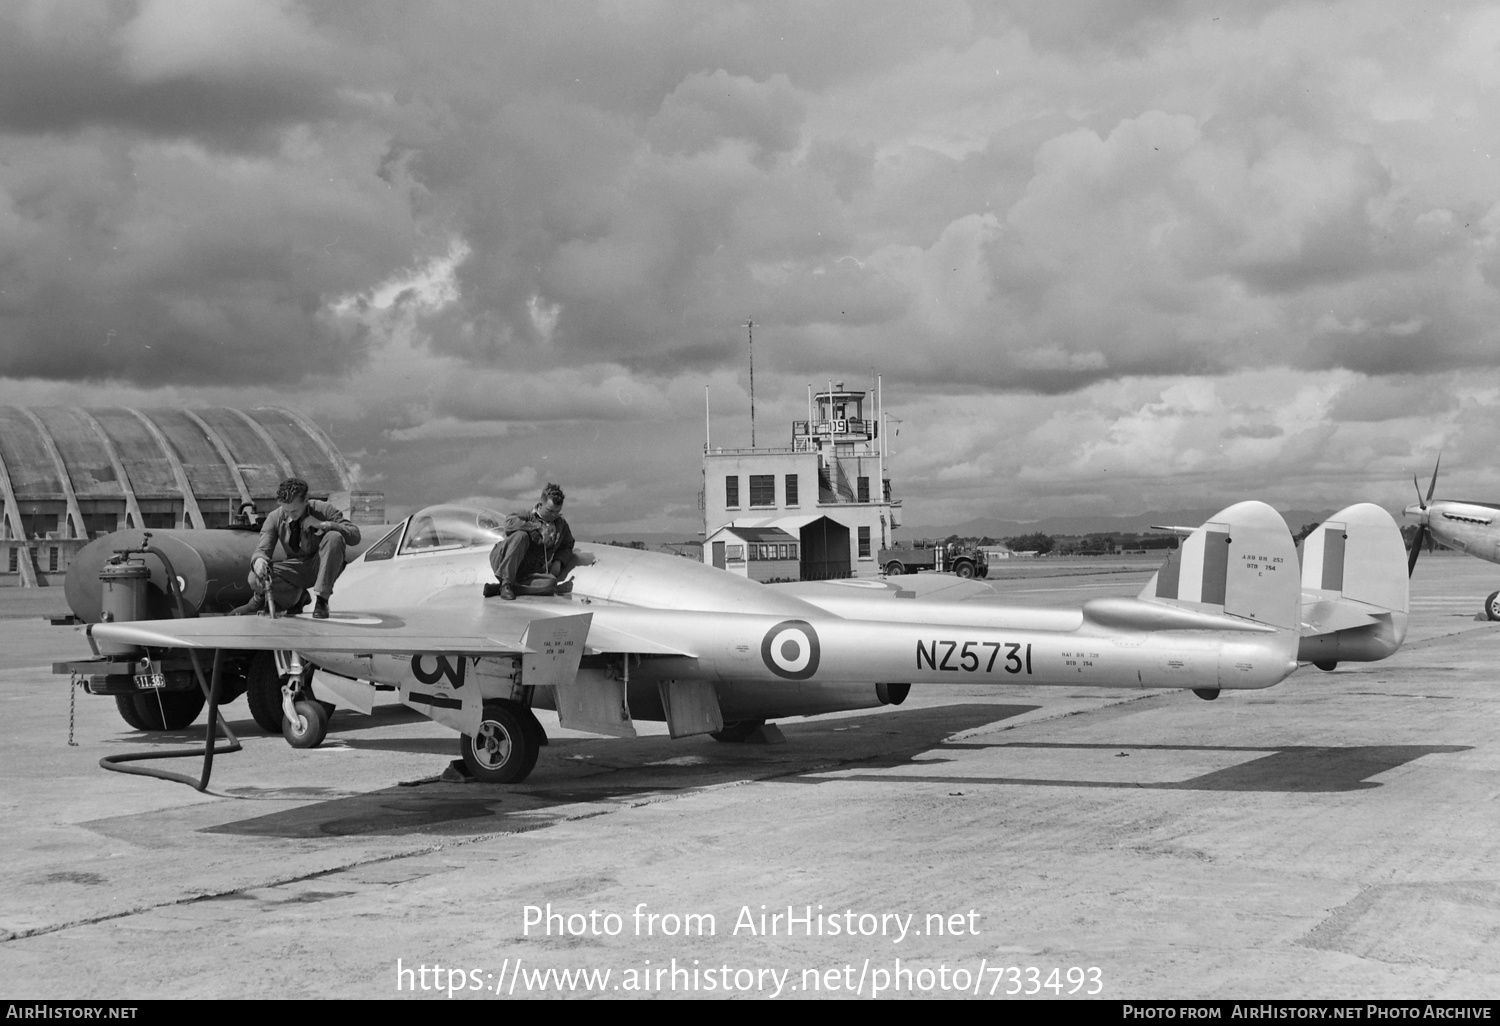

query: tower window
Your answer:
[749,475,775,507]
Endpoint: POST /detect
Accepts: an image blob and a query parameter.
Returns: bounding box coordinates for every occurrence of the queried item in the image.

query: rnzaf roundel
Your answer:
[761,619,820,680]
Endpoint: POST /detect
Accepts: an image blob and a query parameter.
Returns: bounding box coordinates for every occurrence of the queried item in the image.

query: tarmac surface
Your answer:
[1,553,1498,1000]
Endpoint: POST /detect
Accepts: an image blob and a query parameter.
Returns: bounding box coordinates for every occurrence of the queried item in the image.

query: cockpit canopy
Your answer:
[363,504,507,562]
[400,504,506,553]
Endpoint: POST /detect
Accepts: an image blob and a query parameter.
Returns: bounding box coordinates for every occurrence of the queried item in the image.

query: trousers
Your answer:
[246,532,347,607]
[488,531,555,585]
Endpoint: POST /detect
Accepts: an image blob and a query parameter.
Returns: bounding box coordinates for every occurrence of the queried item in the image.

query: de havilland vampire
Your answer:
[77,496,1411,785]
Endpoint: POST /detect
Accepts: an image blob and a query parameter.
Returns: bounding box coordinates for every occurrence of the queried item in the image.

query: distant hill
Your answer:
[899,507,1344,541]
[580,532,703,547]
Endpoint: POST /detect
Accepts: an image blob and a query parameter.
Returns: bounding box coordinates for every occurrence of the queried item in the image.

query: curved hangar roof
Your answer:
[0,406,355,528]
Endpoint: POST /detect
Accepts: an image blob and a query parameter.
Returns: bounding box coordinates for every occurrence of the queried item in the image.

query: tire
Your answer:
[519,705,548,749]
[884,561,905,576]
[1486,591,1500,622]
[114,693,151,731]
[954,560,976,579]
[283,699,329,749]
[244,651,286,734]
[217,652,251,704]
[459,701,539,783]
[1192,688,1220,701]
[115,689,206,731]
[710,719,766,743]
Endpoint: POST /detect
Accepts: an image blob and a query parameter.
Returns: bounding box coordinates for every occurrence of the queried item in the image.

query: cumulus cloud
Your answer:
[5,0,1500,531]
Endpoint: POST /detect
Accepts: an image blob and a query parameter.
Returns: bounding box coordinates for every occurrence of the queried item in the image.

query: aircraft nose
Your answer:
[1402,503,1428,522]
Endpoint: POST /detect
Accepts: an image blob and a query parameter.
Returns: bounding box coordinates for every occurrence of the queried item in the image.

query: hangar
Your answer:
[0,407,383,586]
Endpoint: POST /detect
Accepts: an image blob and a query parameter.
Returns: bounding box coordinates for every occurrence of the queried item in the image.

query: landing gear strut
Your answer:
[274,652,333,749]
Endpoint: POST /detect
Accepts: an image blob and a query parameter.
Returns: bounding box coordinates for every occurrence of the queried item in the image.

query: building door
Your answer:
[799,519,851,580]
[712,542,726,569]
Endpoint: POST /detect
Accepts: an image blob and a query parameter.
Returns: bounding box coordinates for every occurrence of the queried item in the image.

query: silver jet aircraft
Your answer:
[87,499,1409,784]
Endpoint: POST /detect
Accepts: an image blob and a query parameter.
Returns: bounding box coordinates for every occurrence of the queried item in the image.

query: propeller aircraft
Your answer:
[83,498,1410,785]
[1403,458,1500,620]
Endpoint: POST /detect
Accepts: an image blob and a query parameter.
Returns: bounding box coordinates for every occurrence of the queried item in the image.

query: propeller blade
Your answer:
[1412,474,1424,509]
[1407,524,1427,577]
[1425,453,1441,505]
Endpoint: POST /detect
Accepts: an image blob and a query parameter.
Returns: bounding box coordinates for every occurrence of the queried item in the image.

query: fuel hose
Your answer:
[97,544,242,790]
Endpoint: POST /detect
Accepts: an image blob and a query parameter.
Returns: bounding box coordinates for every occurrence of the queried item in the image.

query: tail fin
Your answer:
[1297,503,1409,666]
[1137,500,1300,630]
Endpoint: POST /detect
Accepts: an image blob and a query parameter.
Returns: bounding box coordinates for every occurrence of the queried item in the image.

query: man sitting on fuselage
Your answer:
[233,477,362,619]
[487,482,575,600]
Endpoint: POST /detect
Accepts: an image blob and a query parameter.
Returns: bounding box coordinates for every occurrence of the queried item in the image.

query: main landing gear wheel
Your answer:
[283,698,330,748]
[244,651,285,733]
[884,561,905,576]
[1314,660,1338,672]
[114,689,206,731]
[1192,688,1220,701]
[954,561,976,579]
[710,719,766,742]
[518,705,548,750]
[459,701,540,783]
[1485,591,1500,621]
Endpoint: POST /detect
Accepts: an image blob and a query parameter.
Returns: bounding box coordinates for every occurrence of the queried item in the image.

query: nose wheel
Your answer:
[283,697,330,748]
[1485,591,1500,621]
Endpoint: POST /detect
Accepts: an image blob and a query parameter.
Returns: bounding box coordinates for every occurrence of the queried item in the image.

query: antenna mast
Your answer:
[748,318,755,448]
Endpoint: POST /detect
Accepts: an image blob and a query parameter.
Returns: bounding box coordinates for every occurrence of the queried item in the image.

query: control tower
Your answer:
[702,381,901,580]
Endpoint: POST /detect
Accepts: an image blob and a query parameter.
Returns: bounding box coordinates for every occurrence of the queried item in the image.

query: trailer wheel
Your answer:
[283,699,329,749]
[115,689,206,731]
[114,694,151,731]
[954,560,976,579]
[884,561,905,576]
[1486,591,1500,622]
[244,651,285,733]
[710,719,766,743]
[459,701,539,783]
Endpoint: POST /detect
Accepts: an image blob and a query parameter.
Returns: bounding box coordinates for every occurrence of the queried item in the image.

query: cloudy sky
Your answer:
[2,0,1497,533]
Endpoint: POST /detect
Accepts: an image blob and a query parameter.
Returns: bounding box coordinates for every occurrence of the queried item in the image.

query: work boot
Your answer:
[230,592,265,616]
[312,595,330,619]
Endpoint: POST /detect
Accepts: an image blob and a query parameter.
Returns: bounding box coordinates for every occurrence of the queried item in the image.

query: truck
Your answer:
[877,541,989,579]
[53,522,381,734]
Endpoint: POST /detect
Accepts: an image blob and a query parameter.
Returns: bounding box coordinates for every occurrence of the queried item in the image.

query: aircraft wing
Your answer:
[88,598,697,658]
[88,601,574,656]
[581,618,695,656]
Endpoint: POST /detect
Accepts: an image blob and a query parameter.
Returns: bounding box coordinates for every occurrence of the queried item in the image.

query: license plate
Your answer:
[133,672,166,690]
